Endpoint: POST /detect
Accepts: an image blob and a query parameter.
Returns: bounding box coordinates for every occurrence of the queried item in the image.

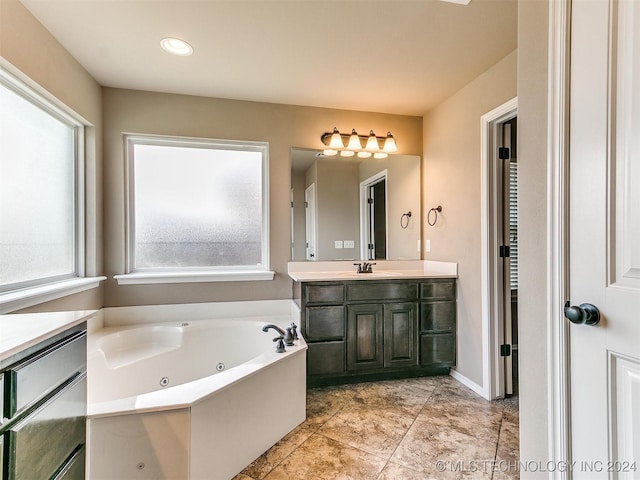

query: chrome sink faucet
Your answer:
[354,262,376,274]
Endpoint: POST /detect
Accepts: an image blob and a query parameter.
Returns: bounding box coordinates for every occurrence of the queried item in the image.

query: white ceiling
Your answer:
[19,0,517,116]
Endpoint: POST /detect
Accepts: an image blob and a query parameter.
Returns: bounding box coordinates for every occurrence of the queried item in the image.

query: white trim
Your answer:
[123,134,270,274]
[449,369,486,398]
[114,271,275,285]
[547,0,572,477]
[480,97,518,401]
[0,277,106,314]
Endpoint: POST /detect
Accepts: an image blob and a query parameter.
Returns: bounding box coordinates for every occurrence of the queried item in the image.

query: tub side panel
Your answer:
[190,351,306,480]
[88,409,190,480]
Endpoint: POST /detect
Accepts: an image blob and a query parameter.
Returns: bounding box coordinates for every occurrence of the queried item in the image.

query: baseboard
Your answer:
[449,369,490,400]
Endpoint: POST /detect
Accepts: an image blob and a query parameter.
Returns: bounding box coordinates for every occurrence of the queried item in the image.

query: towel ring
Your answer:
[427,205,442,226]
[400,211,412,229]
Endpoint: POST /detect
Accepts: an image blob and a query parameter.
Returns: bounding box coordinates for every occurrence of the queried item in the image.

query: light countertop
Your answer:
[0,310,98,362]
[287,260,457,282]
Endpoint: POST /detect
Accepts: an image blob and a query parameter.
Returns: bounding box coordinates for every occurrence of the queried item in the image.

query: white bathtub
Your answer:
[87,300,306,480]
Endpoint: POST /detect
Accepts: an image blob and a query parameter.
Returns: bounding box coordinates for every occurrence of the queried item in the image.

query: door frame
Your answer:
[480,97,517,401]
[547,0,572,475]
[304,183,317,261]
[359,170,388,260]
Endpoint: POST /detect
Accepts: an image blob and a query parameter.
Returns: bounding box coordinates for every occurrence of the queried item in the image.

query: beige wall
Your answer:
[316,161,360,261]
[102,88,422,306]
[422,50,517,386]
[517,0,550,474]
[0,0,104,312]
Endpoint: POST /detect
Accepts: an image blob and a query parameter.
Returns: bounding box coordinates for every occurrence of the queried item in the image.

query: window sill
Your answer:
[114,270,276,285]
[0,276,107,314]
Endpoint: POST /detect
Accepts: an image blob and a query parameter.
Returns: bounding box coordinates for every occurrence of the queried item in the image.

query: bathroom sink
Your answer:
[329,271,403,278]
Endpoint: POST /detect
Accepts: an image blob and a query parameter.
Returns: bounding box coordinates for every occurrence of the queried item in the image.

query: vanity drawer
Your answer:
[52,445,85,480]
[5,373,86,480]
[305,306,345,341]
[0,373,4,425]
[307,342,346,375]
[303,283,345,305]
[420,333,456,367]
[420,280,456,300]
[420,301,456,332]
[347,282,417,302]
[4,332,86,419]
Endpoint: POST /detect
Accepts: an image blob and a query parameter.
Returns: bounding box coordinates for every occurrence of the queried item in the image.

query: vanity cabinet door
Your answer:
[347,304,384,371]
[383,303,418,368]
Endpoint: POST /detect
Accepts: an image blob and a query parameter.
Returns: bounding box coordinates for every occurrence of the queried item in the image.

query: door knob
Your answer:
[564,301,601,326]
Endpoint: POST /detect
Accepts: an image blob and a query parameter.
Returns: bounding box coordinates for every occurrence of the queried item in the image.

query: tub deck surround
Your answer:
[287,260,458,282]
[87,300,307,480]
[0,309,98,364]
[87,315,307,418]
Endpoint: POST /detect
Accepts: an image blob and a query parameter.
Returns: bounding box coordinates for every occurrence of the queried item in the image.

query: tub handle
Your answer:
[283,327,295,346]
[273,336,286,353]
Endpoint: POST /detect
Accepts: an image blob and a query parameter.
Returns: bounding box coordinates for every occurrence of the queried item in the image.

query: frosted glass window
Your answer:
[0,76,81,291]
[127,137,268,271]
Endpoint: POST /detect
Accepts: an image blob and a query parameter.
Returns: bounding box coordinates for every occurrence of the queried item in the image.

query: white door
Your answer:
[569,0,640,476]
[304,183,317,261]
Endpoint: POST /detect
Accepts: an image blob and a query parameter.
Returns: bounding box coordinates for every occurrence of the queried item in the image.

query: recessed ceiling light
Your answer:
[160,37,193,56]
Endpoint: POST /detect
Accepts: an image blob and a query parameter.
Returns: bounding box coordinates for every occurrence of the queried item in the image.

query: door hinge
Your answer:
[499,245,511,258]
[290,201,294,208]
[498,147,510,160]
[367,198,374,204]
[304,201,308,208]
[368,243,374,250]
[500,344,511,357]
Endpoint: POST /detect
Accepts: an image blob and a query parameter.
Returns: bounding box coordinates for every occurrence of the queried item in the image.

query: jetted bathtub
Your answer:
[87,300,306,480]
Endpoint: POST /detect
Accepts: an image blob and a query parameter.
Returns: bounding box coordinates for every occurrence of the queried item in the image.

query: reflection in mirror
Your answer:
[290,148,421,261]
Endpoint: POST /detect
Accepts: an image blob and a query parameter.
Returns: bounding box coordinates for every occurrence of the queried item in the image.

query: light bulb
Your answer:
[347,129,362,150]
[382,132,398,153]
[340,150,355,157]
[160,37,193,56]
[374,152,388,159]
[323,149,338,156]
[365,130,380,151]
[328,127,344,149]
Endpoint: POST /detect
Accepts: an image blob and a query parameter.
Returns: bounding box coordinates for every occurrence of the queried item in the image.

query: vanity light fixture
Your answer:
[160,37,194,56]
[320,127,398,159]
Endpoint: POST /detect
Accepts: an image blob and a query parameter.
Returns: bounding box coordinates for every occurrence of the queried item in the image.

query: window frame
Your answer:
[0,62,105,313]
[118,134,273,284]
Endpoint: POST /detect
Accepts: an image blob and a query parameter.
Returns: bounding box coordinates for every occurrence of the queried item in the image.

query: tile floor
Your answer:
[233,375,519,480]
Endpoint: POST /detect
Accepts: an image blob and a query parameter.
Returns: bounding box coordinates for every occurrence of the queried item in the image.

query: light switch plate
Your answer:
[335,240,343,249]
[425,239,431,252]
[344,240,355,248]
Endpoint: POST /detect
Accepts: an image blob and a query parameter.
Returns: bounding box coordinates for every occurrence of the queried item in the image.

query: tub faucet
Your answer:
[262,324,286,336]
[262,324,287,353]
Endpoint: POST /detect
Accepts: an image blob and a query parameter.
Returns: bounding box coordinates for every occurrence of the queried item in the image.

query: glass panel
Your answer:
[0,84,76,287]
[133,144,263,268]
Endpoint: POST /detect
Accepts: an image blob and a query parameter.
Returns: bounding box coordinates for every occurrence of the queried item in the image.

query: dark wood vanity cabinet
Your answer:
[0,323,87,480]
[299,278,456,384]
[419,279,457,367]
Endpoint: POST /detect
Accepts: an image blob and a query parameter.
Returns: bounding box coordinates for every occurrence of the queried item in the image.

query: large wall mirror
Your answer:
[290,147,421,261]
